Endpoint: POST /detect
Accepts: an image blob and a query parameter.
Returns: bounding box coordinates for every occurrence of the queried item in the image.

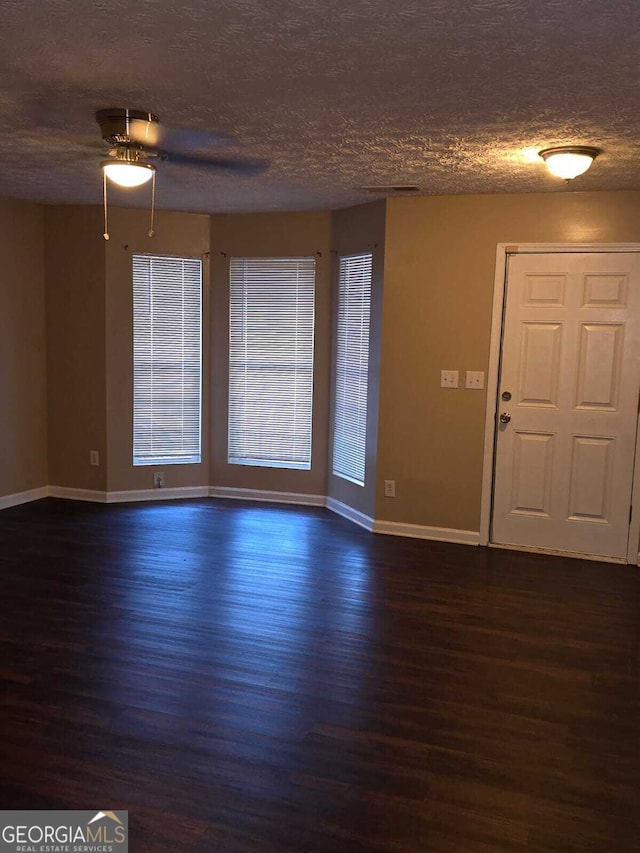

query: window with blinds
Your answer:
[132,254,202,466]
[332,253,373,486]
[228,257,316,469]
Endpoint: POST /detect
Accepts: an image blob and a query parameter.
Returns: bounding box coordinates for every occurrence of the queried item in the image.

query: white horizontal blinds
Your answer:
[228,257,316,469]
[132,254,202,466]
[332,253,372,485]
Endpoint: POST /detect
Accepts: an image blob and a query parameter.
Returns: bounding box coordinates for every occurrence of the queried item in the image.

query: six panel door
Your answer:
[492,252,640,559]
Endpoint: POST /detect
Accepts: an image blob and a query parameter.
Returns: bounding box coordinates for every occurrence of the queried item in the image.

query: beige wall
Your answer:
[378,190,640,531]
[328,201,386,519]
[210,211,332,495]
[0,199,47,497]
[104,208,210,492]
[45,206,107,491]
[9,189,640,544]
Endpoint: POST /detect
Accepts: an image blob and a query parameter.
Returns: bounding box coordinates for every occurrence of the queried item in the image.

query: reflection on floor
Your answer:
[1,497,639,851]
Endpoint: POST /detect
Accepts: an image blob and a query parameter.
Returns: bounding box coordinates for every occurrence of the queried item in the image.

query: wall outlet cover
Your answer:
[465,370,485,390]
[440,370,459,388]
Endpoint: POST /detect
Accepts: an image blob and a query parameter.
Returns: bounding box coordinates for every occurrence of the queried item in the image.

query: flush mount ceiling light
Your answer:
[539,146,600,180]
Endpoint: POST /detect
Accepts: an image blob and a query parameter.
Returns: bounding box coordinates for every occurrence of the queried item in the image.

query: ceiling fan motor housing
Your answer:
[96,108,159,148]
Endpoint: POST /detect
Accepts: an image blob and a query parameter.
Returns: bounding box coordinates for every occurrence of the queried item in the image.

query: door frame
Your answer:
[479,242,640,565]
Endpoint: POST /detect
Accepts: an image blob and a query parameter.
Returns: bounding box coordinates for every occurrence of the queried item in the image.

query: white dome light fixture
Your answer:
[539,146,600,181]
[101,160,155,187]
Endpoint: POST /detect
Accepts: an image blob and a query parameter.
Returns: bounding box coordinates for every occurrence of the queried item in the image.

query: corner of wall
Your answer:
[0,198,48,499]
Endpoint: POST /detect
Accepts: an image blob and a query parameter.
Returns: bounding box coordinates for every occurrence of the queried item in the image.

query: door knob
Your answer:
[499,412,511,424]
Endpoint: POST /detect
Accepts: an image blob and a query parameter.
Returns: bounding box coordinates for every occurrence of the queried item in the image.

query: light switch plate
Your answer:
[440,370,459,388]
[465,370,485,390]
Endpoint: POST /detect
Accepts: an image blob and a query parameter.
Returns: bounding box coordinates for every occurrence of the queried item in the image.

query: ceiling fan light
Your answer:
[101,160,155,187]
[539,146,600,180]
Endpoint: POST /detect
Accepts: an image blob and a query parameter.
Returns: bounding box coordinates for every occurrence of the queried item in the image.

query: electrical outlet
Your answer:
[440,370,459,388]
[384,479,396,497]
[465,370,485,390]
[89,450,99,466]
[153,472,165,488]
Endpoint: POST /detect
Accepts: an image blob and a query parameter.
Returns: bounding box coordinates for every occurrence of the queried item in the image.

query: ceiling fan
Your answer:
[95,107,268,238]
[96,108,267,184]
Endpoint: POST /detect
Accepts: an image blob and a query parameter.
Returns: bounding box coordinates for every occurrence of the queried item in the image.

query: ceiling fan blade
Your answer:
[159,150,269,175]
[158,125,234,152]
[95,108,237,152]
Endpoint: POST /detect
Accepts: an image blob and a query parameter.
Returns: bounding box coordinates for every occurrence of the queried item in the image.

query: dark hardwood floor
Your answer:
[1,497,639,852]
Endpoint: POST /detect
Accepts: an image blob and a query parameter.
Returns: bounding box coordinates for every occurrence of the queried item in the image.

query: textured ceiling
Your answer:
[0,0,639,213]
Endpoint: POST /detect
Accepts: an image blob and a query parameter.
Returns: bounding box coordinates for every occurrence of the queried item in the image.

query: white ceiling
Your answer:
[1,0,638,213]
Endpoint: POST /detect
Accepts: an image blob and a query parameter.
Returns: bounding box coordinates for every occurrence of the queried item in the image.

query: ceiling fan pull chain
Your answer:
[103,172,110,241]
[148,171,156,238]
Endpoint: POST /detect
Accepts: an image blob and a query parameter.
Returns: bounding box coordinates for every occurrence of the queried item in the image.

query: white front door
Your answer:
[492,252,640,559]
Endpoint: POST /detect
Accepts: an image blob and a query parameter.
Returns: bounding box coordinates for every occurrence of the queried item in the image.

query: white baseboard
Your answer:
[49,486,107,503]
[107,486,210,503]
[326,497,374,532]
[4,485,479,548]
[373,519,480,546]
[209,486,325,507]
[0,486,49,510]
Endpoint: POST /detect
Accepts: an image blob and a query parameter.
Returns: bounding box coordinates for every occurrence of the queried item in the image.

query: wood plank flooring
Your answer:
[0,497,639,852]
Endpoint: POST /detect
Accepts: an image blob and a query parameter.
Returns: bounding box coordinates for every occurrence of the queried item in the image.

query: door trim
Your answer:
[479,242,640,565]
